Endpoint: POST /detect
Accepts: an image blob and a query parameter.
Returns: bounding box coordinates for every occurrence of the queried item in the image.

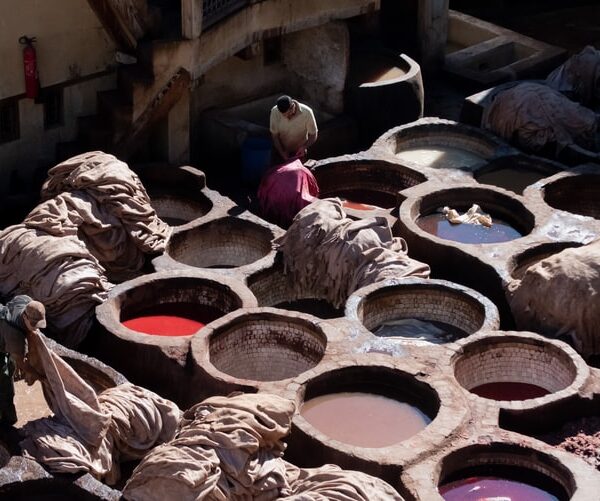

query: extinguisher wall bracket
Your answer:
[19,36,37,46]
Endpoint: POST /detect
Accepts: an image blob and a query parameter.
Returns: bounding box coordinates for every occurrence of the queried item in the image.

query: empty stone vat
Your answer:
[435,443,575,501]
[189,308,329,401]
[453,332,587,405]
[312,157,426,212]
[93,270,256,404]
[373,118,511,172]
[135,164,214,226]
[346,278,500,345]
[156,216,278,273]
[247,260,342,319]
[474,154,564,195]
[543,172,600,220]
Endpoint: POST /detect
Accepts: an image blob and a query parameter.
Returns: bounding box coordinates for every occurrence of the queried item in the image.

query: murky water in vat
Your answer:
[476,167,550,194]
[374,318,466,345]
[396,146,484,169]
[417,213,522,244]
[470,382,550,401]
[440,476,559,501]
[301,392,430,448]
[122,303,222,336]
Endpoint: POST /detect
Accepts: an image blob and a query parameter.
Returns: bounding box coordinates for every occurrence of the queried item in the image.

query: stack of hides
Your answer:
[0,152,170,346]
[274,198,430,308]
[507,240,600,358]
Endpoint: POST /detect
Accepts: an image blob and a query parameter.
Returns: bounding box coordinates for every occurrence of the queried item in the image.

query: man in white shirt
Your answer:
[269,95,318,163]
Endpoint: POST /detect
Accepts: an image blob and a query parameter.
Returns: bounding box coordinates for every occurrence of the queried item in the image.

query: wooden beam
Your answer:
[113,68,191,160]
[182,0,203,39]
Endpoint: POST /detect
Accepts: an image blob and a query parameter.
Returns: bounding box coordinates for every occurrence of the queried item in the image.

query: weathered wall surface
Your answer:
[282,22,349,114]
[0,0,115,99]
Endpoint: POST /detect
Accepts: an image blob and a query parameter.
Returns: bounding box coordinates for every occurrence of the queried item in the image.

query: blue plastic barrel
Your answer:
[241,136,272,184]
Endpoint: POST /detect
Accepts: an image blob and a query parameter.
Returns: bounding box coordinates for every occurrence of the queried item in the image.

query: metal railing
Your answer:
[202,0,251,29]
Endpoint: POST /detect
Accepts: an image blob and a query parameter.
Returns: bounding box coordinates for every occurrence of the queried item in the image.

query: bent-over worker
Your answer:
[270,95,318,164]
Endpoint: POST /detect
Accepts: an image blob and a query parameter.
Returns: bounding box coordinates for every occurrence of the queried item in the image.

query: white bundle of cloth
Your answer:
[123,393,404,500]
[19,328,181,485]
[442,204,492,227]
[38,151,171,281]
[274,198,429,308]
[0,225,110,347]
[482,82,599,155]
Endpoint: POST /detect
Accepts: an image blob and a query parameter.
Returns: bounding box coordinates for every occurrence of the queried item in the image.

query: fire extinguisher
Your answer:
[19,36,39,99]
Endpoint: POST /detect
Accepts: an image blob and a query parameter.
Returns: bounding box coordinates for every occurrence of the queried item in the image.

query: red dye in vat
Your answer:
[470,382,550,401]
[440,476,559,501]
[342,199,379,211]
[122,303,222,337]
[301,392,430,448]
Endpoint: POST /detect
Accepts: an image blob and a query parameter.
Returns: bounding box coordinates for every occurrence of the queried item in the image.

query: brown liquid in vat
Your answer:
[301,392,430,448]
[417,213,522,244]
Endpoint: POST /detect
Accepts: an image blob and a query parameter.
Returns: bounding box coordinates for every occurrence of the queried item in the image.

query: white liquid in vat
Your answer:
[396,146,484,169]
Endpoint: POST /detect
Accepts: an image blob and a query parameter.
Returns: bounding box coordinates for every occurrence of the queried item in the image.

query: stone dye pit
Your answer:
[474,154,564,195]
[453,334,582,403]
[159,216,278,272]
[311,157,426,216]
[542,169,600,221]
[93,270,256,404]
[373,118,511,173]
[410,186,535,245]
[346,278,499,346]
[135,164,216,227]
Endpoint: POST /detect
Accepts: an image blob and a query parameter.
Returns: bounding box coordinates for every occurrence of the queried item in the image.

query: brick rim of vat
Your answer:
[287,358,469,465]
[399,184,537,248]
[96,269,258,350]
[191,307,337,387]
[371,117,517,161]
[410,438,596,501]
[450,331,590,410]
[154,213,283,277]
[345,277,500,336]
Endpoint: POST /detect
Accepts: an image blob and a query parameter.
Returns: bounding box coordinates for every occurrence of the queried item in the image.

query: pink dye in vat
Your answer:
[301,392,430,448]
[439,476,559,501]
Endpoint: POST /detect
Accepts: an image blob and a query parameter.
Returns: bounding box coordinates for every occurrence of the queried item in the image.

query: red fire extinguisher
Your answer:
[19,36,39,99]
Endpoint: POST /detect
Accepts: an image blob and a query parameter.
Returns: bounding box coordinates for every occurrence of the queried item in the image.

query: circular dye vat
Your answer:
[440,476,560,501]
[470,382,550,401]
[374,318,466,345]
[417,212,522,244]
[300,392,430,448]
[476,167,549,195]
[396,146,484,169]
[121,303,222,336]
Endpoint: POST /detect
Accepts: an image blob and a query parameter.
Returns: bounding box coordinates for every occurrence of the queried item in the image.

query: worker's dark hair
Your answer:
[276,95,292,113]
